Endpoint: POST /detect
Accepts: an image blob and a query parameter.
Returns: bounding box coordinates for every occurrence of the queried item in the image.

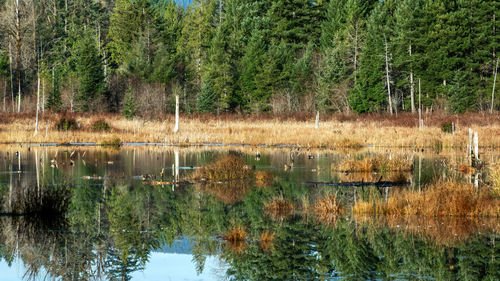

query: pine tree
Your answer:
[122,88,137,119]
[349,1,394,113]
[74,31,105,112]
[196,77,217,113]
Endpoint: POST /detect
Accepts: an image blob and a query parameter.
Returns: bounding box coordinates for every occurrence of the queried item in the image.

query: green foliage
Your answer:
[441,121,453,133]
[74,31,105,112]
[55,114,78,131]
[122,89,138,119]
[91,119,111,132]
[197,77,217,113]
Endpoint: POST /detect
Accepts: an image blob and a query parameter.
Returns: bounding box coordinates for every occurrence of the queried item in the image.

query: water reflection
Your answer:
[0,146,498,280]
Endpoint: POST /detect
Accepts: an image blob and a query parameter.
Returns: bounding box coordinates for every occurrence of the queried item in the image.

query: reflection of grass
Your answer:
[224,226,247,254]
[264,196,295,221]
[255,171,273,187]
[195,182,251,204]
[259,230,275,252]
[352,181,500,217]
[334,155,413,173]
[354,215,500,246]
[313,194,343,226]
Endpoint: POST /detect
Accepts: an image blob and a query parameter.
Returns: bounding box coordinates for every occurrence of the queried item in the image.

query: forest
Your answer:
[0,0,498,117]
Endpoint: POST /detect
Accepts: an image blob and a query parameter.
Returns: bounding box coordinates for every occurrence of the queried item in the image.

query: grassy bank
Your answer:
[1,112,500,148]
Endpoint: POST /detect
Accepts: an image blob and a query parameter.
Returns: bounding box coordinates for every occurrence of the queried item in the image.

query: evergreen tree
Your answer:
[196,77,217,113]
[74,31,105,112]
[122,88,137,119]
[349,1,394,113]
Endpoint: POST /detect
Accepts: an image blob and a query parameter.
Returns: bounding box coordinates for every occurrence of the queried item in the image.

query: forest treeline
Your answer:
[0,0,498,117]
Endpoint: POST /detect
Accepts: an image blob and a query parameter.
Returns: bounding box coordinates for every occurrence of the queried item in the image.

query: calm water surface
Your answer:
[0,145,498,280]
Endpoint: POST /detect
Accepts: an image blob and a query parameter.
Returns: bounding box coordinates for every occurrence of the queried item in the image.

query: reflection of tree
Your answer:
[0,177,499,281]
[223,216,324,280]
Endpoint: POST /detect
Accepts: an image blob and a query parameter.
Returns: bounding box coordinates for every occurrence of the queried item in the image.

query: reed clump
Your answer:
[192,154,252,182]
[334,155,413,173]
[313,194,343,226]
[264,196,295,220]
[98,135,121,147]
[352,181,500,217]
[259,230,275,252]
[224,226,247,242]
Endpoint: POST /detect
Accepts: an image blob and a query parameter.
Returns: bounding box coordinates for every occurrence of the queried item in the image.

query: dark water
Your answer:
[0,146,498,280]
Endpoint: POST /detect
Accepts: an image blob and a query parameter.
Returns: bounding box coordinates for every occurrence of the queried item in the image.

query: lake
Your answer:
[0,145,499,280]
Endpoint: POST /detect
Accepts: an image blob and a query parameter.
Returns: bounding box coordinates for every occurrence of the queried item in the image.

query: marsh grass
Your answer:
[254,170,274,187]
[489,164,500,196]
[352,181,500,217]
[264,195,295,221]
[224,226,247,253]
[2,112,500,148]
[334,154,413,173]
[259,230,275,252]
[353,215,500,246]
[97,135,121,147]
[313,194,343,226]
[192,155,252,182]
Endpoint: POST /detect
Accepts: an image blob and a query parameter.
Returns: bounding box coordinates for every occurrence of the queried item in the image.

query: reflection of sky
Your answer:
[0,253,224,281]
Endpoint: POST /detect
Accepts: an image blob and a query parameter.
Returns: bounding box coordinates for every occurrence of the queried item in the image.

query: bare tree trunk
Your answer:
[418,78,422,130]
[9,41,15,112]
[409,44,415,113]
[314,111,319,129]
[2,77,6,112]
[384,36,393,115]
[16,0,22,113]
[174,94,179,133]
[491,57,498,114]
[34,72,40,135]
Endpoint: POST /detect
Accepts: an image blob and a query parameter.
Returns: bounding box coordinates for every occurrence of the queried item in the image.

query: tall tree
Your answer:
[74,31,105,112]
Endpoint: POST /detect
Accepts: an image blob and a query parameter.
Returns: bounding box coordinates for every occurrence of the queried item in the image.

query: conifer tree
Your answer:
[74,31,105,112]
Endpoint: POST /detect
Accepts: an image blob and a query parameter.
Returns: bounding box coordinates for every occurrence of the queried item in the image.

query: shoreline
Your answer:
[1,112,500,149]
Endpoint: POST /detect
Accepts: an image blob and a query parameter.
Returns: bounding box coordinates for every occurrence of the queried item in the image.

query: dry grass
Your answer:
[334,154,413,173]
[254,170,274,187]
[352,181,500,217]
[458,164,475,175]
[259,230,276,252]
[224,226,247,254]
[1,112,500,148]
[313,194,344,226]
[264,196,295,221]
[353,215,500,246]
[489,164,500,196]
[192,155,252,182]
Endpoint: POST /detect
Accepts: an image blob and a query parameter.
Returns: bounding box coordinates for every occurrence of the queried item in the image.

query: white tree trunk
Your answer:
[491,58,498,114]
[384,37,393,115]
[409,44,415,113]
[314,111,319,129]
[173,94,179,133]
[34,71,40,135]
